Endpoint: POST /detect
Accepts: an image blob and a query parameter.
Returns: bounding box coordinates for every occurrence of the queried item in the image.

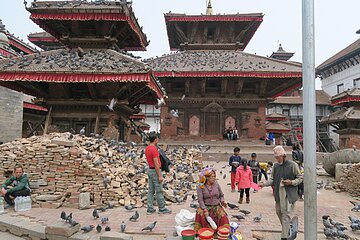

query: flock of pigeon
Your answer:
[145,50,295,73]
[322,202,360,239]
[0,48,148,74]
[59,203,159,233]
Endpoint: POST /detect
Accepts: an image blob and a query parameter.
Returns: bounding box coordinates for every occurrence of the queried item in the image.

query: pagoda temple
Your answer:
[146,1,302,140]
[0,19,36,58]
[0,1,166,140]
[320,88,360,149]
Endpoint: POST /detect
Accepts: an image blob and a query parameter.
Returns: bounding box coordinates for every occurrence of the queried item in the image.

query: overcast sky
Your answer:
[1,0,359,89]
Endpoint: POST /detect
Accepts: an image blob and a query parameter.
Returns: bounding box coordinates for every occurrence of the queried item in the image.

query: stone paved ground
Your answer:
[1,160,360,240]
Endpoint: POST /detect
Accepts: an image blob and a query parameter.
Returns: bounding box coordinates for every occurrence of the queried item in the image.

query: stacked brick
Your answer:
[337,163,360,198]
[0,133,202,208]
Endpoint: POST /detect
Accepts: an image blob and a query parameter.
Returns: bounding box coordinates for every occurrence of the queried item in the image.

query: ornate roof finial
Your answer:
[278,43,284,52]
[206,0,213,15]
[0,19,6,32]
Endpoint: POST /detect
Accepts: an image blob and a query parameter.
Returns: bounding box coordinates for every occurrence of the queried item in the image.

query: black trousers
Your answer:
[258,169,268,181]
[4,189,30,206]
[252,175,258,184]
[298,182,304,198]
[239,188,250,198]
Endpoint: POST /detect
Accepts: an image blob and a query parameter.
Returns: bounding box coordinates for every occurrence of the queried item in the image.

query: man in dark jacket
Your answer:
[260,146,302,240]
[1,165,31,206]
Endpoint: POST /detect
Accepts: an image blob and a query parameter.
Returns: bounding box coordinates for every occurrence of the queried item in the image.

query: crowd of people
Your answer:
[193,144,303,239]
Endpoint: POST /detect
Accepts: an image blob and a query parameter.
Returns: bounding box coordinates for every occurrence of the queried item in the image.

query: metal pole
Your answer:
[302,0,317,239]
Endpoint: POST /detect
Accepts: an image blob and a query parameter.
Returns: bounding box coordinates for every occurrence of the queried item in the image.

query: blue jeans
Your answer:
[147,169,166,211]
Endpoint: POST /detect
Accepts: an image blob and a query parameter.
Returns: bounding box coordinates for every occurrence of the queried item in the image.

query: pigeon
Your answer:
[79,127,85,136]
[96,224,102,233]
[129,211,139,222]
[231,214,245,220]
[191,194,196,201]
[329,218,345,229]
[239,210,251,215]
[190,201,199,209]
[175,195,182,204]
[350,200,360,211]
[350,222,360,231]
[81,225,94,233]
[336,230,349,239]
[92,209,99,219]
[96,207,107,212]
[68,219,79,227]
[324,227,336,238]
[107,202,115,209]
[101,216,109,224]
[105,226,111,231]
[253,214,262,222]
[170,109,179,118]
[223,174,226,179]
[142,221,157,231]
[156,98,165,108]
[60,211,67,221]
[70,128,76,134]
[322,215,333,228]
[348,216,360,224]
[107,98,117,111]
[120,221,126,233]
[125,205,137,211]
[227,203,239,210]
[65,212,73,223]
[288,216,298,240]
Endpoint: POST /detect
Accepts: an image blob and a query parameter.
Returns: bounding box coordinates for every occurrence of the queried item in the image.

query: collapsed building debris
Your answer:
[0,133,202,208]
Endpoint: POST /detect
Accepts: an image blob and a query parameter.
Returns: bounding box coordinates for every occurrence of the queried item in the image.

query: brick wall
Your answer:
[0,86,23,143]
[241,104,267,139]
[339,134,360,149]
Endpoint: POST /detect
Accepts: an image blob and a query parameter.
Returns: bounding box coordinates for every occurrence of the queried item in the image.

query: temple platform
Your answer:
[159,139,293,162]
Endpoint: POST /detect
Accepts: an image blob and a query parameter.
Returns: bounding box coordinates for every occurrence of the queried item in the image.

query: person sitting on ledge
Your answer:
[0,164,31,207]
[194,167,229,233]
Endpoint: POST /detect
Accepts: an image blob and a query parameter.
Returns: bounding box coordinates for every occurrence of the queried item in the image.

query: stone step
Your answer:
[203,152,276,162]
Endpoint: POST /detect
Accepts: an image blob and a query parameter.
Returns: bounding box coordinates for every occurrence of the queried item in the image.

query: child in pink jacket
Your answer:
[235,159,253,204]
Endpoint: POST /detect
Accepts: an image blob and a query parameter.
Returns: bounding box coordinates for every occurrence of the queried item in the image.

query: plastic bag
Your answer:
[175,209,196,227]
[175,225,194,236]
[206,216,217,230]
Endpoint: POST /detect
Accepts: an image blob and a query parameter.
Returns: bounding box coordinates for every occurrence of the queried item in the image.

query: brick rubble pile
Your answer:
[334,163,360,197]
[0,133,202,208]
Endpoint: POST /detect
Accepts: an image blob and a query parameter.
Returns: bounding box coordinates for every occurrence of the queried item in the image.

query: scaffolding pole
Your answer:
[302,0,317,239]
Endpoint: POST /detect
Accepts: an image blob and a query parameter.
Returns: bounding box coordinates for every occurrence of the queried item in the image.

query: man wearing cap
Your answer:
[259,145,302,240]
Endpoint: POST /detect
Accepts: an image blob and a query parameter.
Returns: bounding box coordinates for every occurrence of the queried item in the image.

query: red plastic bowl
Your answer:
[217,225,230,235]
[181,229,196,236]
[198,227,215,239]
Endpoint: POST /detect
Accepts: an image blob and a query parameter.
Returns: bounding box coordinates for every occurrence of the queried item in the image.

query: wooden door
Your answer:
[205,113,220,135]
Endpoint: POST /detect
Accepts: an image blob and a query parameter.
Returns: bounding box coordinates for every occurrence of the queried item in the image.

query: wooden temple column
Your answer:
[185,79,190,96]
[236,79,244,97]
[219,110,224,136]
[221,79,228,97]
[201,111,206,136]
[43,106,52,135]
[94,106,101,134]
[201,79,206,97]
